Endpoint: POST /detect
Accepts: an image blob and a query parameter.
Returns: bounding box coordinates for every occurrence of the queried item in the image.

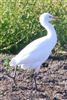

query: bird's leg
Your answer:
[33,72,38,90]
[13,66,17,86]
[30,70,38,90]
[29,70,38,100]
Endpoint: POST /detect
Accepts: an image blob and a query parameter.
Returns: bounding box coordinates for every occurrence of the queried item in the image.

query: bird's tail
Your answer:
[9,58,17,67]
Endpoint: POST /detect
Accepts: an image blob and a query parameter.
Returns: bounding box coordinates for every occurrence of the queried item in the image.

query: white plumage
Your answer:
[9,13,57,73]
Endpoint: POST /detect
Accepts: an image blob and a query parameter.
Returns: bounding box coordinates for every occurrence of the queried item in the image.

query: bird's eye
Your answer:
[49,16,52,18]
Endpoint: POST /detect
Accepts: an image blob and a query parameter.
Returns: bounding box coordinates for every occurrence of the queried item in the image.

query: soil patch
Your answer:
[0,53,67,100]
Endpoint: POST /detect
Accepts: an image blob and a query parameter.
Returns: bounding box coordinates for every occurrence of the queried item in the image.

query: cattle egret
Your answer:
[9,13,58,89]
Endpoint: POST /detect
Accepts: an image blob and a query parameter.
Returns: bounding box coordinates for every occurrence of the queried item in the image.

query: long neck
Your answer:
[42,21,57,42]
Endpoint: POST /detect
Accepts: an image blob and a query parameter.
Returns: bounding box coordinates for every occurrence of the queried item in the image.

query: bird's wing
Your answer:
[14,37,52,65]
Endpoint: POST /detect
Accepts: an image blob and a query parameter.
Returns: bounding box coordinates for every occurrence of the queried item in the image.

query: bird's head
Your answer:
[39,12,58,26]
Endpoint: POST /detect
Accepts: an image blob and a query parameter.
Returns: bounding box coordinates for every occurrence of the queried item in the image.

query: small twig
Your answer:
[0,39,23,52]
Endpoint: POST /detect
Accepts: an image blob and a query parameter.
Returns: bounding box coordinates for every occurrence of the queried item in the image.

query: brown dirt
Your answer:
[0,53,67,100]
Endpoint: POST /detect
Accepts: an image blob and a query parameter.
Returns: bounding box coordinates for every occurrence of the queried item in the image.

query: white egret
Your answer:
[9,13,58,89]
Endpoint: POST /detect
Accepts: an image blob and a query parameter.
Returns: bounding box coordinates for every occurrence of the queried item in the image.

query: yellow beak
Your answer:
[53,16,59,20]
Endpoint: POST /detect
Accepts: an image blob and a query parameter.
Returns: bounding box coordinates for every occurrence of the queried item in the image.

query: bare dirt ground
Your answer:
[0,53,67,100]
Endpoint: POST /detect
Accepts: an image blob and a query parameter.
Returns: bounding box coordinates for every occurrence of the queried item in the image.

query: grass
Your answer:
[0,0,67,54]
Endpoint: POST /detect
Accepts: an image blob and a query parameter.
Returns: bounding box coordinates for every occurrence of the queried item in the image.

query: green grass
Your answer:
[0,0,67,54]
